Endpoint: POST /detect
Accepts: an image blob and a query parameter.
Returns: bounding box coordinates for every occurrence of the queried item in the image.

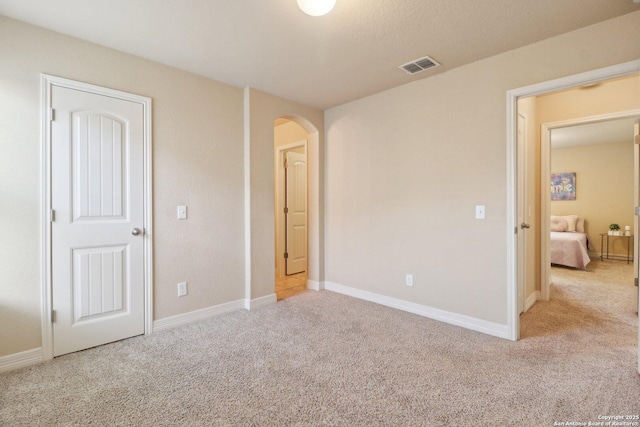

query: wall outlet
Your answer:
[177,282,188,297]
[406,274,413,287]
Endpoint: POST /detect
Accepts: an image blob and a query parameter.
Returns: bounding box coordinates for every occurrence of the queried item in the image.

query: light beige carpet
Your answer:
[1,261,638,426]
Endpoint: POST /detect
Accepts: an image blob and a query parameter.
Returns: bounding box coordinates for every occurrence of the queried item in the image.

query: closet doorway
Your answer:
[274,118,308,300]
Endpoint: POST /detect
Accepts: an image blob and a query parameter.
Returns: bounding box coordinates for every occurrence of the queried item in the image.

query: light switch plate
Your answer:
[177,282,187,297]
[475,205,486,220]
[177,205,187,220]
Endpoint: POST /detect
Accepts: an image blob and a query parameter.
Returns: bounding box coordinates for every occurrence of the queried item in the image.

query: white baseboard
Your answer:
[0,348,43,373]
[153,299,245,332]
[525,291,540,312]
[245,293,277,310]
[324,281,509,339]
[306,279,324,291]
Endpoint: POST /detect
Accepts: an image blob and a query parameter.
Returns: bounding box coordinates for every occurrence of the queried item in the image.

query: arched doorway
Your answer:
[274,118,309,300]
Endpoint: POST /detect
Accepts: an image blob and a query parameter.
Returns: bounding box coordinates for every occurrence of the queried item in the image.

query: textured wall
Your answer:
[247,89,324,300]
[551,141,635,256]
[0,17,244,356]
[324,12,640,325]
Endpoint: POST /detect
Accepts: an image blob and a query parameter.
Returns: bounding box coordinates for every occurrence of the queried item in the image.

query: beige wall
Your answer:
[0,17,245,356]
[324,11,640,325]
[275,121,308,148]
[551,142,634,256]
[247,89,323,299]
[537,75,640,125]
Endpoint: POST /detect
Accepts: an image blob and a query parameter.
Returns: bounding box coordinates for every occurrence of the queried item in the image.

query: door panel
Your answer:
[74,113,125,220]
[73,245,127,321]
[285,151,307,275]
[51,85,144,357]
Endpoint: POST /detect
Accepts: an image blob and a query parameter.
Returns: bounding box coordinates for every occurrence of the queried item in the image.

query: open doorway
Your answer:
[544,115,639,322]
[506,61,640,351]
[274,118,308,300]
[509,67,640,375]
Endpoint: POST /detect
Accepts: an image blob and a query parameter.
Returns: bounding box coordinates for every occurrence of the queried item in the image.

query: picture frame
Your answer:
[550,173,576,201]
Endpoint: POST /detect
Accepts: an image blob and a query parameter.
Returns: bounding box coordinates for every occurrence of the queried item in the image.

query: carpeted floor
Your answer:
[1,260,638,426]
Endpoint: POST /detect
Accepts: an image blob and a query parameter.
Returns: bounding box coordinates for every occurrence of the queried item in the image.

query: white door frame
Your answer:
[275,140,307,278]
[40,74,153,360]
[506,59,640,341]
[539,110,640,301]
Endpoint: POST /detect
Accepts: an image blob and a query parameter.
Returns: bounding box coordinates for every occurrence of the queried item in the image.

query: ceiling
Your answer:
[1,0,638,109]
[551,117,639,149]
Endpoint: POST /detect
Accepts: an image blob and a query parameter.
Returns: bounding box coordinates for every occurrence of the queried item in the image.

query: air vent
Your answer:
[399,56,440,75]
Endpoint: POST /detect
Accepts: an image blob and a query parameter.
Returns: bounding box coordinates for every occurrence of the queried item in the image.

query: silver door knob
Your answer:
[131,228,142,236]
[520,223,531,229]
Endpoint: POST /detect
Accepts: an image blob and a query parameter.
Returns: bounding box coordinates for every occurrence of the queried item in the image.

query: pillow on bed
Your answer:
[550,216,568,232]
[551,214,579,232]
[576,216,585,233]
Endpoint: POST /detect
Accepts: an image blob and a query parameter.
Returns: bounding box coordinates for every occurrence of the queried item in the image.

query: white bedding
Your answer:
[550,231,592,270]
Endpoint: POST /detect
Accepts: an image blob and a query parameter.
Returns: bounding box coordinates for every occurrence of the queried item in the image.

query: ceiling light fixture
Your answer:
[297,0,336,16]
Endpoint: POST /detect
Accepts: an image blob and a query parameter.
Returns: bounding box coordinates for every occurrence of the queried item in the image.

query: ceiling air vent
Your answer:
[399,56,440,75]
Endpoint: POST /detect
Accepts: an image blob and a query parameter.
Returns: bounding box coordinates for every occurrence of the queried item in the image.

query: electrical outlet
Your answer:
[406,274,413,287]
[177,282,188,297]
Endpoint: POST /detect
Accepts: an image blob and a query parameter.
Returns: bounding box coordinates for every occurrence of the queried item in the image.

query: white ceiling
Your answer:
[1,0,638,109]
[551,117,640,149]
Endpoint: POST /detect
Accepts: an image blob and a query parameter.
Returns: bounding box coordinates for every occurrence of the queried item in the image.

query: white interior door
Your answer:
[285,151,307,275]
[516,113,527,314]
[51,85,145,357]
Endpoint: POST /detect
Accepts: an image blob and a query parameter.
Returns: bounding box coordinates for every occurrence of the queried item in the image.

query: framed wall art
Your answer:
[550,172,576,201]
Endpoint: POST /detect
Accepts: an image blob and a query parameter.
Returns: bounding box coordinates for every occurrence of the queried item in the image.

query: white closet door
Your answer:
[285,151,307,275]
[51,85,145,356]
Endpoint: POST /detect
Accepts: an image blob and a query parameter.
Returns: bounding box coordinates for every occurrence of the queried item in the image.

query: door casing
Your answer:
[41,74,153,360]
[539,110,640,301]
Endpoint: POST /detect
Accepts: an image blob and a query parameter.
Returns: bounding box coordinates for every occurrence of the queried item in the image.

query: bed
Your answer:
[550,215,593,270]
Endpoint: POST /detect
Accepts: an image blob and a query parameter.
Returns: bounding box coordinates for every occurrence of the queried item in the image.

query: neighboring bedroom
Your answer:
[550,118,636,273]
[518,75,639,344]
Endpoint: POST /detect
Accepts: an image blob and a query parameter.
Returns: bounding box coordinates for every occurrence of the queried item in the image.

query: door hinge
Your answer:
[50,108,55,122]
[635,278,638,287]
[50,209,55,222]
[284,158,288,168]
[514,227,518,234]
[51,310,56,322]
[284,252,289,259]
[635,134,640,144]
[635,207,640,216]
[284,207,289,214]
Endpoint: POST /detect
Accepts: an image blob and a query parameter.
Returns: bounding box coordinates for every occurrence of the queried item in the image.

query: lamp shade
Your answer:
[297,0,336,16]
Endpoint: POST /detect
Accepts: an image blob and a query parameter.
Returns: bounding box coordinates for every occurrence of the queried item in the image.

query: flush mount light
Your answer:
[297,0,336,16]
